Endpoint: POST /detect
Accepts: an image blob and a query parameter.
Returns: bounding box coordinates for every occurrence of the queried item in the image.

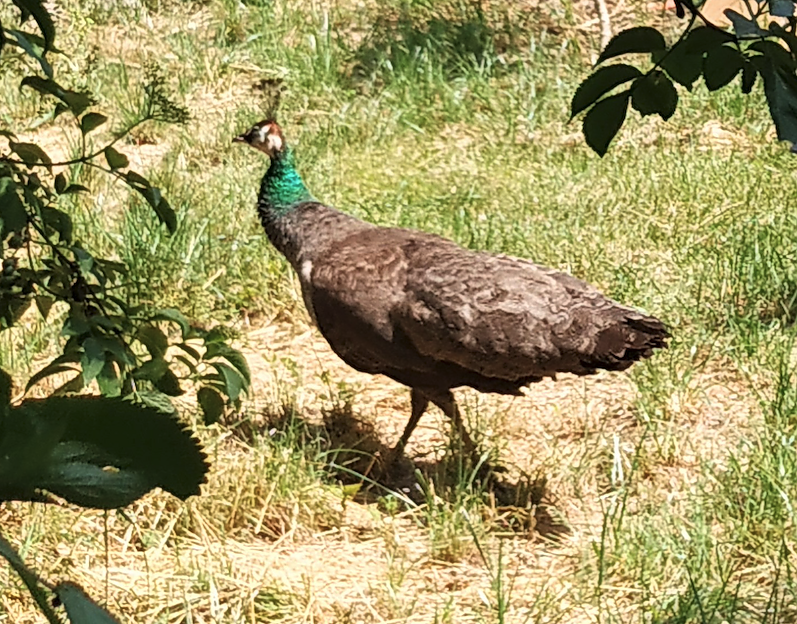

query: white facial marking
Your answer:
[255,124,269,143]
[265,131,283,154]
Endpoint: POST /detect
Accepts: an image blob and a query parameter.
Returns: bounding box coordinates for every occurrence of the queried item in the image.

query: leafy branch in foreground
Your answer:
[0,1,252,622]
[573,0,797,155]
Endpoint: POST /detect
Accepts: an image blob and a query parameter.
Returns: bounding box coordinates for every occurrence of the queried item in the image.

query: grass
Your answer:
[3,0,797,621]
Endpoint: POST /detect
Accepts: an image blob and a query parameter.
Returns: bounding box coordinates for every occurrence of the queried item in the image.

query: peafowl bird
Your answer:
[235,120,670,465]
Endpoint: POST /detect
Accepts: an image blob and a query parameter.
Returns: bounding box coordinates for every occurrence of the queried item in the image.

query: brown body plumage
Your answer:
[235,120,670,461]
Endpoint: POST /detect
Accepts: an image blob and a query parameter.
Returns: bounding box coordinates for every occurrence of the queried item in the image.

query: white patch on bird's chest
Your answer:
[299,260,318,326]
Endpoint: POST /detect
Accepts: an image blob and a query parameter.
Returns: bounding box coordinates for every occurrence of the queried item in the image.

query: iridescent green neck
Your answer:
[259,149,313,215]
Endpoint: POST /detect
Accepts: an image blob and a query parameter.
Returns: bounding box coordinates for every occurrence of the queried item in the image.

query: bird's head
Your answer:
[233,119,286,158]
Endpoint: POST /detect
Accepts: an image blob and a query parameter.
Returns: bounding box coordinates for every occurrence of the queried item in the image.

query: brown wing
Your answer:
[396,239,668,379]
[307,227,668,391]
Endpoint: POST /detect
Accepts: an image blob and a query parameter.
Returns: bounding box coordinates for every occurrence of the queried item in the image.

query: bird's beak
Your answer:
[233,134,246,143]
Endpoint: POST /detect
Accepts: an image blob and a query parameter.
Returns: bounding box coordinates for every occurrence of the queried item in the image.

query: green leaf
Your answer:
[582,91,630,156]
[25,359,80,391]
[9,141,51,167]
[152,308,191,339]
[135,390,175,414]
[0,368,12,410]
[741,61,757,94]
[597,27,666,65]
[7,29,52,77]
[136,325,169,359]
[197,386,225,425]
[153,368,183,396]
[571,64,641,118]
[103,146,129,170]
[0,532,61,623]
[96,360,121,397]
[80,112,107,135]
[0,396,208,507]
[684,27,734,54]
[772,0,795,17]
[0,178,28,237]
[725,9,769,38]
[631,71,678,120]
[658,41,703,90]
[42,206,73,242]
[54,581,124,624]
[132,358,169,382]
[175,341,201,360]
[54,171,67,194]
[750,39,797,72]
[19,76,93,116]
[34,295,54,320]
[204,342,251,386]
[143,188,177,234]
[63,183,90,194]
[210,362,246,404]
[703,44,744,91]
[81,337,106,385]
[11,0,56,50]
[758,59,797,145]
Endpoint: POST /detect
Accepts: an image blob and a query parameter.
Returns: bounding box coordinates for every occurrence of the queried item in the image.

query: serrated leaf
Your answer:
[597,27,666,65]
[197,386,225,425]
[103,146,129,170]
[135,390,175,414]
[0,396,208,507]
[571,64,642,118]
[210,362,245,404]
[80,112,107,135]
[11,0,55,50]
[631,71,678,120]
[703,44,744,91]
[582,91,630,156]
[54,582,123,624]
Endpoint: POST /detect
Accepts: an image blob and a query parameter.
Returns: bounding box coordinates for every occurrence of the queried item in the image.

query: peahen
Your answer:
[235,120,669,464]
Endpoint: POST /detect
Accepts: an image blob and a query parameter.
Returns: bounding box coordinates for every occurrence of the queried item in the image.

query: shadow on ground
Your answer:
[230,401,571,541]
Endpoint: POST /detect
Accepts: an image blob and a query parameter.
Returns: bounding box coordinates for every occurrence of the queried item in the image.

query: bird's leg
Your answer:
[386,388,429,464]
[427,389,481,464]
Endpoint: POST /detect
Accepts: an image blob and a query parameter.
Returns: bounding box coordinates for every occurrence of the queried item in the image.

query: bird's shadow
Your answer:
[236,401,570,541]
